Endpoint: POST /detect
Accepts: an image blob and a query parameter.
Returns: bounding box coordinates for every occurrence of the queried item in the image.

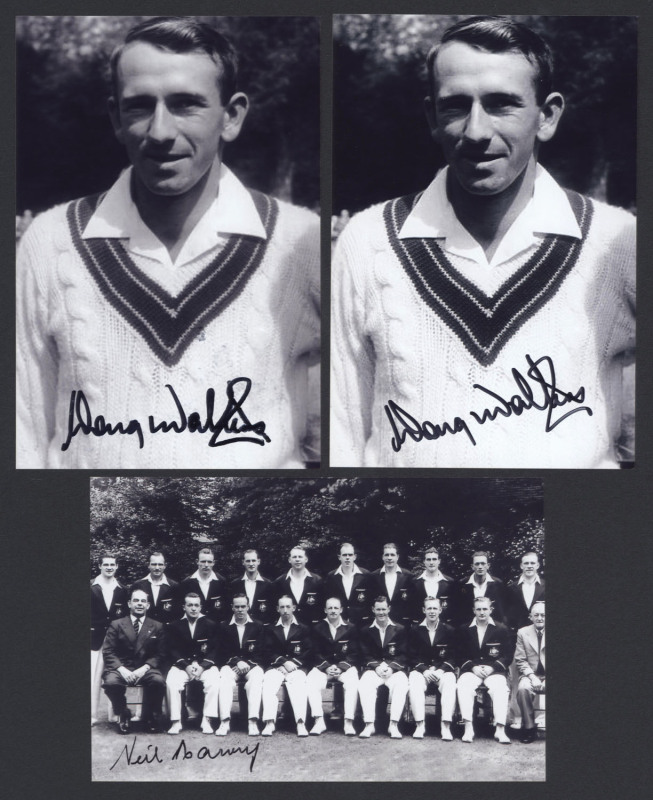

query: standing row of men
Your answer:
[92,543,545,743]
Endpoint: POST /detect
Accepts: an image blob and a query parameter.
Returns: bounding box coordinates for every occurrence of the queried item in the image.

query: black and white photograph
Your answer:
[90,476,545,782]
[16,15,321,470]
[331,15,636,468]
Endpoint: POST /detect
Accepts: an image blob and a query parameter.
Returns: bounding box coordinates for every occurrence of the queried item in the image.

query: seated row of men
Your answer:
[92,542,545,636]
[99,585,545,745]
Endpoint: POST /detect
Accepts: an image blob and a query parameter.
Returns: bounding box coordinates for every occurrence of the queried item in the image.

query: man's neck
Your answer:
[425,569,440,579]
[98,575,115,585]
[132,159,221,262]
[341,564,355,575]
[426,619,438,631]
[377,619,389,631]
[473,574,486,585]
[384,565,398,574]
[446,158,537,261]
[245,572,259,581]
[522,574,538,585]
[291,567,307,579]
[329,617,343,628]
[150,575,164,584]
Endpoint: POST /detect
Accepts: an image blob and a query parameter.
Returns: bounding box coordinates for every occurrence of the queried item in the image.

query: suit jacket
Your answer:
[359,622,408,673]
[166,616,220,670]
[311,620,360,672]
[272,572,324,626]
[265,621,313,672]
[456,620,514,676]
[102,615,165,673]
[131,578,180,625]
[229,577,275,625]
[370,569,414,625]
[514,624,546,677]
[456,576,507,625]
[407,621,457,673]
[324,568,373,627]
[506,579,546,629]
[180,576,229,623]
[91,581,128,650]
[411,573,457,624]
[220,620,267,668]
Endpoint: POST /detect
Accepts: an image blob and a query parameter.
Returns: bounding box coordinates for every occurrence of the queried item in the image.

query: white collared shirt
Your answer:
[230,614,253,645]
[419,618,440,644]
[418,569,446,598]
[241,572,264,604]
[93,575,119,611]
[371,617,396,645]
[189,569,219,599]
[380,565,402,599]
[285,568,312,602]
[466,572,496,597]
[398,165,582,281]
[275,615,299,638]
[518,573,542,608]
[82,162,267,271]
[469,617,497,647]
[335,563,362,597]
[141,572,170,604]
[325,617,346,639]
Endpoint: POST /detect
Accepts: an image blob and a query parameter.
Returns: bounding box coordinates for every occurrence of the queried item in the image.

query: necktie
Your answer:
[536,630,544,675]
[133,618,141,635]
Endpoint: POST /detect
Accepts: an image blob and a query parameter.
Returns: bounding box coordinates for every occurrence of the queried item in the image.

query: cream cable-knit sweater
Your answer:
[331,194,635,468]
[17,197,319,469]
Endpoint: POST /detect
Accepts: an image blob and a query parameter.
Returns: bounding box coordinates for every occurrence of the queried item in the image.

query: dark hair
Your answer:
[110,16,238,104]
[231,592,249,604]
[427,16,554,105]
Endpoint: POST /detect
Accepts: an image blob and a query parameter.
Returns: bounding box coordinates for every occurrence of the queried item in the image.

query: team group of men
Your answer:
[92,542,546,744]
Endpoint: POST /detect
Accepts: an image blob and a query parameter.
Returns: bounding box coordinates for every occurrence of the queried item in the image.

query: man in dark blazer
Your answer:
[261,595,313,736]
[131,552,180,625]
[306,596,360,735]
[506,552,545,629]
[370,542,414,627]
[229,549,275,625]
[217,593,267,736]
[272,545,324,626]
[407,596,457,740]
[411,547,457,625]
[514,600,545,743]
[102,587,166,734]
[91,553,128,725]
[358,596,409,739]
[323,542,373,628]
[165,592,221,735]
[180,548,229,623]
[457,551,507,625]
[456,596,514,744]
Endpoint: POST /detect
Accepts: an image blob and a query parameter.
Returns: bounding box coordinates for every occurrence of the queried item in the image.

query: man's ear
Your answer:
[107,96,124,144]
[424,95,439,142]
[220,92,249,143]
[536,92,564,143]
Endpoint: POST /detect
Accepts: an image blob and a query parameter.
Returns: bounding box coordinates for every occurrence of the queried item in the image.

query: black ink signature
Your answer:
[384,354,592,452]
[384,400,477,452]
[171,738,260,773]
[61,390,144,451]
[108,736,260,773]
[60,378,270,452]
[471,354,592,431]
[150,379,270,447]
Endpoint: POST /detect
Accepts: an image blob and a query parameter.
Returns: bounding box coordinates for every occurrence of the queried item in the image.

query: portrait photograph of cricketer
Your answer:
[16,16,320,469]
[331,15,636,469]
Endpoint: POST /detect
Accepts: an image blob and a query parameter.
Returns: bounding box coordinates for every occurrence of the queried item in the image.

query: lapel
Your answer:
[135,617,154,647]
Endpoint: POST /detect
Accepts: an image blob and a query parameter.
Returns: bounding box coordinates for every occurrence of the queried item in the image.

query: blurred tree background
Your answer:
[90,477,544,586]
[16,15,319,214]
[334,14,637,213]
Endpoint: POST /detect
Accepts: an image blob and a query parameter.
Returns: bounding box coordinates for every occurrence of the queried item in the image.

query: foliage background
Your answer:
[334,14,637,213]
[90,477,544,587]
[16,15,320,213]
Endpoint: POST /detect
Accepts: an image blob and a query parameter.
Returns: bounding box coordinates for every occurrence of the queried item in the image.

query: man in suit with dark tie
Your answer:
[165,592,221,735]
[217,593,267,736]
[456,596,514,744]
[506,552,545,629]
[102,587,167,734]
[407,596,457,740]
[358,596,409,739]
[514,600,545,743]
[91,552,128,725]
[323,542,372,628]
[306,596,360,736]
[229,549,275,625]
[131,552,180,624]
[180,548,229,623]
[261,595,313,737]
